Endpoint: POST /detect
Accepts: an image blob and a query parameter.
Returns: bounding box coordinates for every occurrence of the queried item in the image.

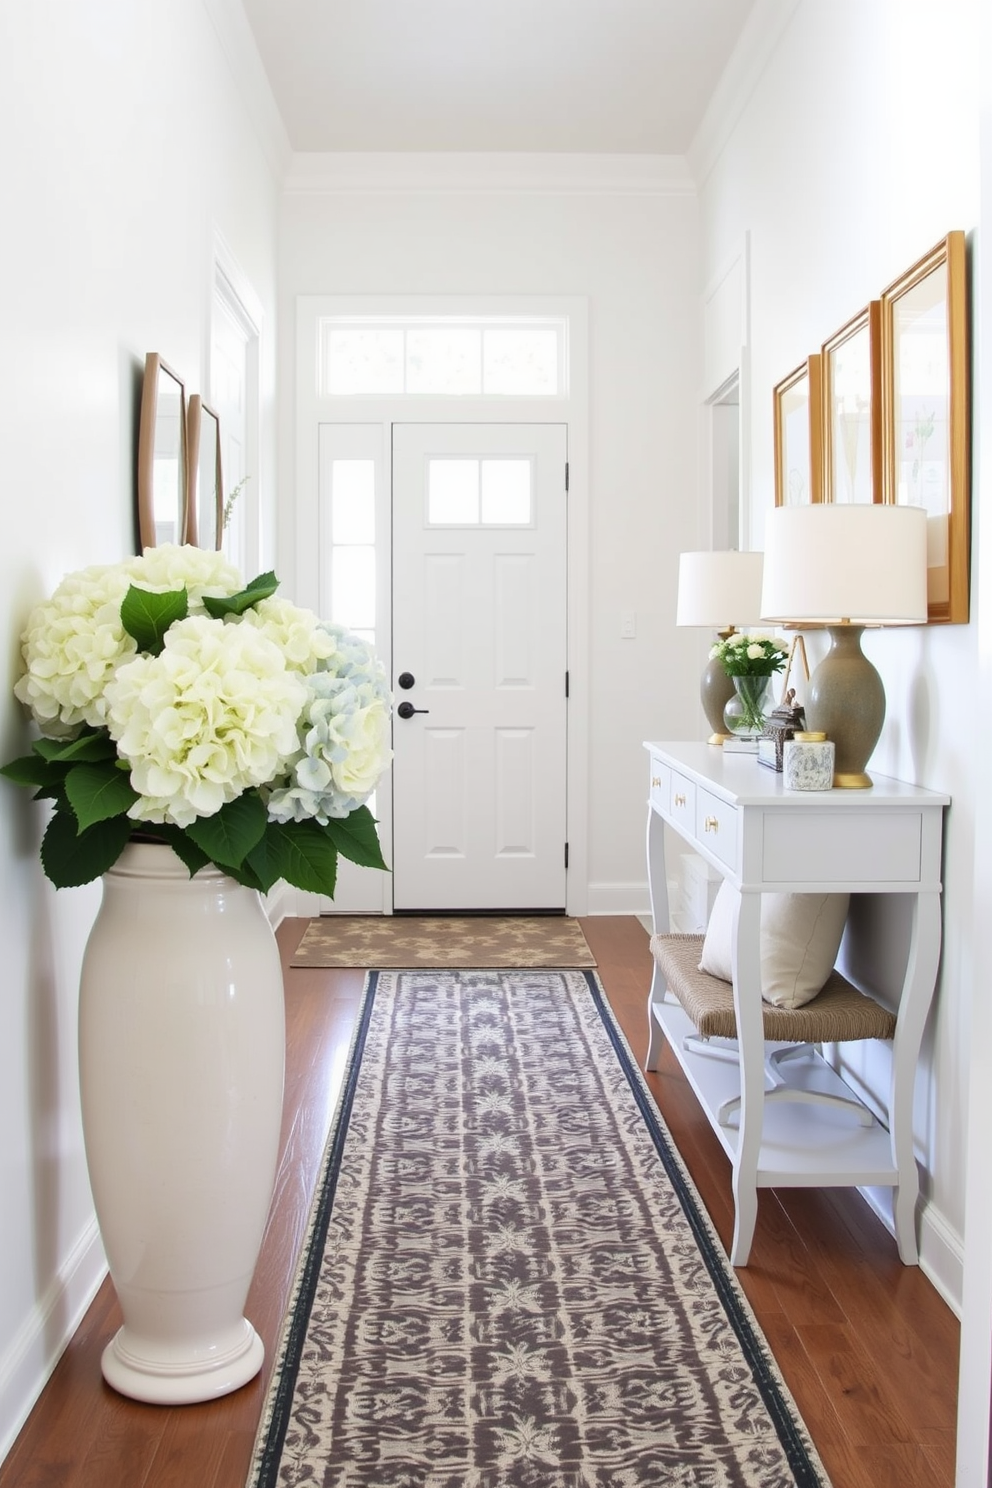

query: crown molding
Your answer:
[686,0,801,189]
[200,0,292,182]
[284,152,696,197]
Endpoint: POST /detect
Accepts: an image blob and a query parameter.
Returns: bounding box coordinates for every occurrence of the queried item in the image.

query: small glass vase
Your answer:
[723,674,775,738]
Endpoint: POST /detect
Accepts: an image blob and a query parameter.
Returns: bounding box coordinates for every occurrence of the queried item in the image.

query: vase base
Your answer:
[101,1318,264,1404]
[833,771,873,790]
[707,731,732,745]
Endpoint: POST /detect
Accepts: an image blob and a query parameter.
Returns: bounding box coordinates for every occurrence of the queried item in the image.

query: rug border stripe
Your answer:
[580,969,832,1488]
[247,967,832,1488]
[248,969,381,1488]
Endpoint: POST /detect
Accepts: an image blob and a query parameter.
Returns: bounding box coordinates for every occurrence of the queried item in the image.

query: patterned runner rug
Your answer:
[291,916,596,969]
[248,969,830,1488]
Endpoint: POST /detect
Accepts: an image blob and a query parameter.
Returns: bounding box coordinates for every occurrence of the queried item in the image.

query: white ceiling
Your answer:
[240,0,758,154]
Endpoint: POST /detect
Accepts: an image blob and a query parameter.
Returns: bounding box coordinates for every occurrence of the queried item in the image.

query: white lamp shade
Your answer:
[676,550,764,629]
[760,504,928,625]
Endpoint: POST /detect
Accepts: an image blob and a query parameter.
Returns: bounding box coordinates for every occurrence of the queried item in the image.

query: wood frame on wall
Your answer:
[773,354,822,506]
[821,302,883,505]
[880,230,970,624]
[136,353,188,551]
[186,395,224,550]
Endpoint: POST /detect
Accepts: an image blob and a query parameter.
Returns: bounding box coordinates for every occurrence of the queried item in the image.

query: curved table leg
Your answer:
[889,890,942,1264]
[644,802,670,1073]
[730,888,765,1266]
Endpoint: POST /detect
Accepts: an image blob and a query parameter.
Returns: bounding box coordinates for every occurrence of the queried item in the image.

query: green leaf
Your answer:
[120,585,189,654]
[184,792,268,868]
[34,731,117,764]
[220,857,266,892]
[1,754,59,788]
[41,810,135,888]
[152,826,212,878]
[64,762,140,831]
[246,820,338,896]
[201,571,279,618]
[324,805,389,872]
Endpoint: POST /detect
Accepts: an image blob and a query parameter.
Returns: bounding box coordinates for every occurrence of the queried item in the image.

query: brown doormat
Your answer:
[291,915,596,969]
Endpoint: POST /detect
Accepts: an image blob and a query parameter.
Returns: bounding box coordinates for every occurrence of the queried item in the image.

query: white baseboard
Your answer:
[0,1217,107,1465]
[585,882,651,916]
[858,1185,962,1317]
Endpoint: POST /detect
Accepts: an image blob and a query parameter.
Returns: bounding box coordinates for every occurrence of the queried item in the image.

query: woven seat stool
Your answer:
[647,932,896,1126]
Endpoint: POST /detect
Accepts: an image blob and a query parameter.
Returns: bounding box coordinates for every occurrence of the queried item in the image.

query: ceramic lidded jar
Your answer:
[783,731,835,791]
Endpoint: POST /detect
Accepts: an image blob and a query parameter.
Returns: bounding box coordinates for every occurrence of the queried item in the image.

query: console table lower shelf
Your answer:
[652,994,899,1191]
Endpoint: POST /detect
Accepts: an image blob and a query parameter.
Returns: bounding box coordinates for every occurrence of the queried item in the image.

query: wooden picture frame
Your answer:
[137,354,188,551]
[186,396,223,550]
[773,355,822,506]
[881,230,970,623]
[821,302,882,504]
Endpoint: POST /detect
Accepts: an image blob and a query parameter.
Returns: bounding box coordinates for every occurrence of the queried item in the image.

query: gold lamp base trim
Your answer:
[833,771,874,790]
[708,731,732,745]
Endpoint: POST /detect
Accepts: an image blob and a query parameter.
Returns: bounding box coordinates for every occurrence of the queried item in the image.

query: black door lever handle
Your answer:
[396,701,429,719]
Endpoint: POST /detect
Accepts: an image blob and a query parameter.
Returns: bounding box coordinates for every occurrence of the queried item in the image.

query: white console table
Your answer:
[644,741,949,1267]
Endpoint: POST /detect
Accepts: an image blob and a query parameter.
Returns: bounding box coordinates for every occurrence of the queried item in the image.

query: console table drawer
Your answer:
[669,770,696,831]
[649,760,670,813]
[696,788,738,869]
[761,810,923,884]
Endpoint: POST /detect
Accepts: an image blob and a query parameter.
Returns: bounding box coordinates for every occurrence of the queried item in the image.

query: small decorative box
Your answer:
[783,732,835,791]
[757,699,806,772]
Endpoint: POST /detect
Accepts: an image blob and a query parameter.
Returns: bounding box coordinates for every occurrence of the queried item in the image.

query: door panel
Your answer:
[392,423,567,911]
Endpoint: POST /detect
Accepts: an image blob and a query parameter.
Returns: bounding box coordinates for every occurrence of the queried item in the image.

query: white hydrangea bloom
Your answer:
[128,543,243,610]
[14,563,138,734]
[267,625,393,825]
[746,642,766,660]
[105,615,307,828]
[238,596,338,674]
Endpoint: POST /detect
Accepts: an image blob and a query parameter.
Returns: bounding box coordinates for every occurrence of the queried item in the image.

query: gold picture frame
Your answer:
[773,355,822,506]
[821,303,882,505]
[881,231,970,623]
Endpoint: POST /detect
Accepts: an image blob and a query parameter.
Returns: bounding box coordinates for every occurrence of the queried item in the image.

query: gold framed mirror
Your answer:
[137,353,188,549]
[880,230,970,623]
[186,395,223,550]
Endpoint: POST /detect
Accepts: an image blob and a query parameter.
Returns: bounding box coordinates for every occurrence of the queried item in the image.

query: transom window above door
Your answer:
[318,317,566,397]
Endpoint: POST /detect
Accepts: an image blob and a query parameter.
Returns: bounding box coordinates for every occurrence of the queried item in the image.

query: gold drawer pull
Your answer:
[704,816,719,832]
[651,776,661,788]
[674,792,687,807]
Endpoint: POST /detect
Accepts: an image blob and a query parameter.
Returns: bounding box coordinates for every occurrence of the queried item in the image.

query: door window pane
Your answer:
[407,329,481,395]
[331,459,376,543]
[428,459,480,524]
[481,459,532,524]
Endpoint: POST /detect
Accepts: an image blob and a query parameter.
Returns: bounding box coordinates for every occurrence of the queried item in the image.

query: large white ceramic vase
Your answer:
[78,841,285,1404]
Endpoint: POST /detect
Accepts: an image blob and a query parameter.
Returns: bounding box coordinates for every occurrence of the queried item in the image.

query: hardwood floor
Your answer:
[0,916,958,1488]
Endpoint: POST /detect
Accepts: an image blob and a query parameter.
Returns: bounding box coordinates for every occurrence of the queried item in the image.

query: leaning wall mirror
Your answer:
[186,395,223,550]
[137,353,188,549]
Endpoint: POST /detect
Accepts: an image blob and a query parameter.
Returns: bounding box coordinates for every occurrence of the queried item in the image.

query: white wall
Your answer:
[277,159,705,912]
[692,0,981,1309]
[0,0,283,1458]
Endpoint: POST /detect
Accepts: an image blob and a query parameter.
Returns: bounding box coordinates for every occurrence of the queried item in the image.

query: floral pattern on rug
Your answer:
[291,917,596,969]
[251,970,829,1488]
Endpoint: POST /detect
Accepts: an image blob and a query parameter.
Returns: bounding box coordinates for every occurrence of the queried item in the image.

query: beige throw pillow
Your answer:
[698,880,850,1009]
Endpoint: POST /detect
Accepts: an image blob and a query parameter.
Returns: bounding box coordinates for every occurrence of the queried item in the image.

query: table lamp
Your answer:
[760,504,928,787]
[676,551,764,744]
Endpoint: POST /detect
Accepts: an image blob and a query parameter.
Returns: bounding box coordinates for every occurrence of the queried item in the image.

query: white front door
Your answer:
[392,423,568,910]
